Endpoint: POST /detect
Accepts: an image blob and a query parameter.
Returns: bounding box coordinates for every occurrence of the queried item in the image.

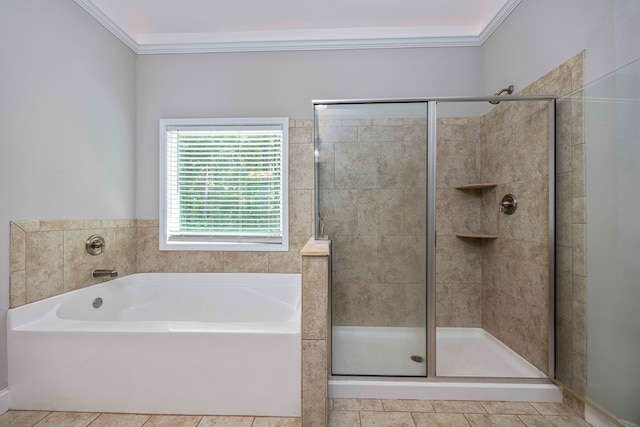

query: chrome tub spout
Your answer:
[92,269,118,278]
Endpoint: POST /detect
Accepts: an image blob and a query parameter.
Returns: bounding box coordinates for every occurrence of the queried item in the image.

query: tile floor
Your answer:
[0,412,300,427]
[329,399,592,427]
[0,400,591,427]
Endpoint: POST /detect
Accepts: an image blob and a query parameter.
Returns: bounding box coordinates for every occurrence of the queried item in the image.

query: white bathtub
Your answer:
[8,273,302,416]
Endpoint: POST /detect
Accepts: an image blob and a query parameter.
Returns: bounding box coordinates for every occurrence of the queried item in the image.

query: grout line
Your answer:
[84,413,101,427]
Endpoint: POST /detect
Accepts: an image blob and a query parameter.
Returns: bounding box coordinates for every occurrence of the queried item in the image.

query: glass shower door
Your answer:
[314,102,428,376]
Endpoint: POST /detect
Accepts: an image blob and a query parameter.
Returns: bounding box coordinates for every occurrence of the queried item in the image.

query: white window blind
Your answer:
[160,118,289,251]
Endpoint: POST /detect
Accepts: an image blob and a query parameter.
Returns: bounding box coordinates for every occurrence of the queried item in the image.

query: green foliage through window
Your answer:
[161,118,289,250]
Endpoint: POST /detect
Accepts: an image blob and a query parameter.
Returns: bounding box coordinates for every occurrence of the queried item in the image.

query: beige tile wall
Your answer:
[554,52,587,412]
[479,98,552,373]
[301,239,331,427]
[9,121,315,307]
[10,219,137,307]
[480,51,585,376]
[317,118,427,328]
[435,117,483,327]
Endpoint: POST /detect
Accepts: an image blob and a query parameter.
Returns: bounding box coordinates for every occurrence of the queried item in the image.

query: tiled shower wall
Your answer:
[479,98,553,374]
[317,118,427,327]
[9,121,315,308]
[554,54,588,401]
[465,52,585,376]
[482,51,584,375]
[320,51,584,343]
[435,117,483,327]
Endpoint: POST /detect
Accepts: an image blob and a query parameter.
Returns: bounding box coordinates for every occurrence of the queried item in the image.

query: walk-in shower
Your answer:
[314,96,560,400]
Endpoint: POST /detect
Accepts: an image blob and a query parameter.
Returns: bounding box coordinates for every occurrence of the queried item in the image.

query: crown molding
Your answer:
[478,0,522,44]
[74,0,138,52]
[136,35,483,55]
[75,0,521,54]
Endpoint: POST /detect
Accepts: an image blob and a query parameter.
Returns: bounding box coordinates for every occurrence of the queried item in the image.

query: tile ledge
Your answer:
[301,237,331,256]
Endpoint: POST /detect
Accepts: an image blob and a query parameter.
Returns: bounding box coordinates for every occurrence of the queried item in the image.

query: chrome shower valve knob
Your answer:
[499,194,517,215]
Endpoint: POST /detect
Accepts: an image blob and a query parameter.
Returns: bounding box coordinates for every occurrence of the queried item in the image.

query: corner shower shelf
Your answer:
[454,183,497,190]
[453,183,499,239]
[455,233,499,239]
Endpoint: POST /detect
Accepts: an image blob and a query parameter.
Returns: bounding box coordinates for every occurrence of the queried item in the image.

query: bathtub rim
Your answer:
[8,272,302,333]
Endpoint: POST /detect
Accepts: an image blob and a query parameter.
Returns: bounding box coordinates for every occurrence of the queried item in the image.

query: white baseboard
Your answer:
[0,388,9,415]
[586,405,639,427]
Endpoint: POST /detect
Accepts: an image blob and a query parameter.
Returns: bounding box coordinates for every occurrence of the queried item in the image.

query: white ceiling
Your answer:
[74,0,521,54]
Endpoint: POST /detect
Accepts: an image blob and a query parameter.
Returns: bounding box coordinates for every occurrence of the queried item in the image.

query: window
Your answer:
[160,117,289,251]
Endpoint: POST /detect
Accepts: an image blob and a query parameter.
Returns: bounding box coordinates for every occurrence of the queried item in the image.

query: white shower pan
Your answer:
[330,326,561,402]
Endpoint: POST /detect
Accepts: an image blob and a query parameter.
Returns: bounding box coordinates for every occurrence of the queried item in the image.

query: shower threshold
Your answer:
[330,326,561,402]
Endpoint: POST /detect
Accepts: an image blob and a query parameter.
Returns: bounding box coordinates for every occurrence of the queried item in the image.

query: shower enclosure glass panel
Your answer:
[314,102,428,377]
[556,58,640,427]
[434,100,554,378]
[315,97,555,381]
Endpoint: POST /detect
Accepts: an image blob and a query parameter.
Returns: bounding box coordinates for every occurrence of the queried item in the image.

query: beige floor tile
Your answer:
[465,413,526,426]
[0,410,50,427]
[432,401,487,414]
[481,402,539,415]
[142,415,202,427]
[517,415,553,427]
[530,403,576,416]
[412,412,471,427]
[518,414,592,427]
[333,399,384,411]
[382,400,434,413]
[88,413,150,427]
[329,411,361,427]
[545,415,592,427]
[251,417,301,427]
[34,412,99,427]
[360,411,416,427]
[197,416,254,427]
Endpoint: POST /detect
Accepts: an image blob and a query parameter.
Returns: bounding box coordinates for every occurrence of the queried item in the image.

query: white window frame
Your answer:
[159,117,289,251]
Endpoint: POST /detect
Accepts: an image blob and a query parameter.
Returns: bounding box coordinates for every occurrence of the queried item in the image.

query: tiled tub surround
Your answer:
[9,120,315,308]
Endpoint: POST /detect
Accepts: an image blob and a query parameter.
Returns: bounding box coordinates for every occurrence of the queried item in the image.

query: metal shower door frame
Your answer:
[313,95,556,382]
